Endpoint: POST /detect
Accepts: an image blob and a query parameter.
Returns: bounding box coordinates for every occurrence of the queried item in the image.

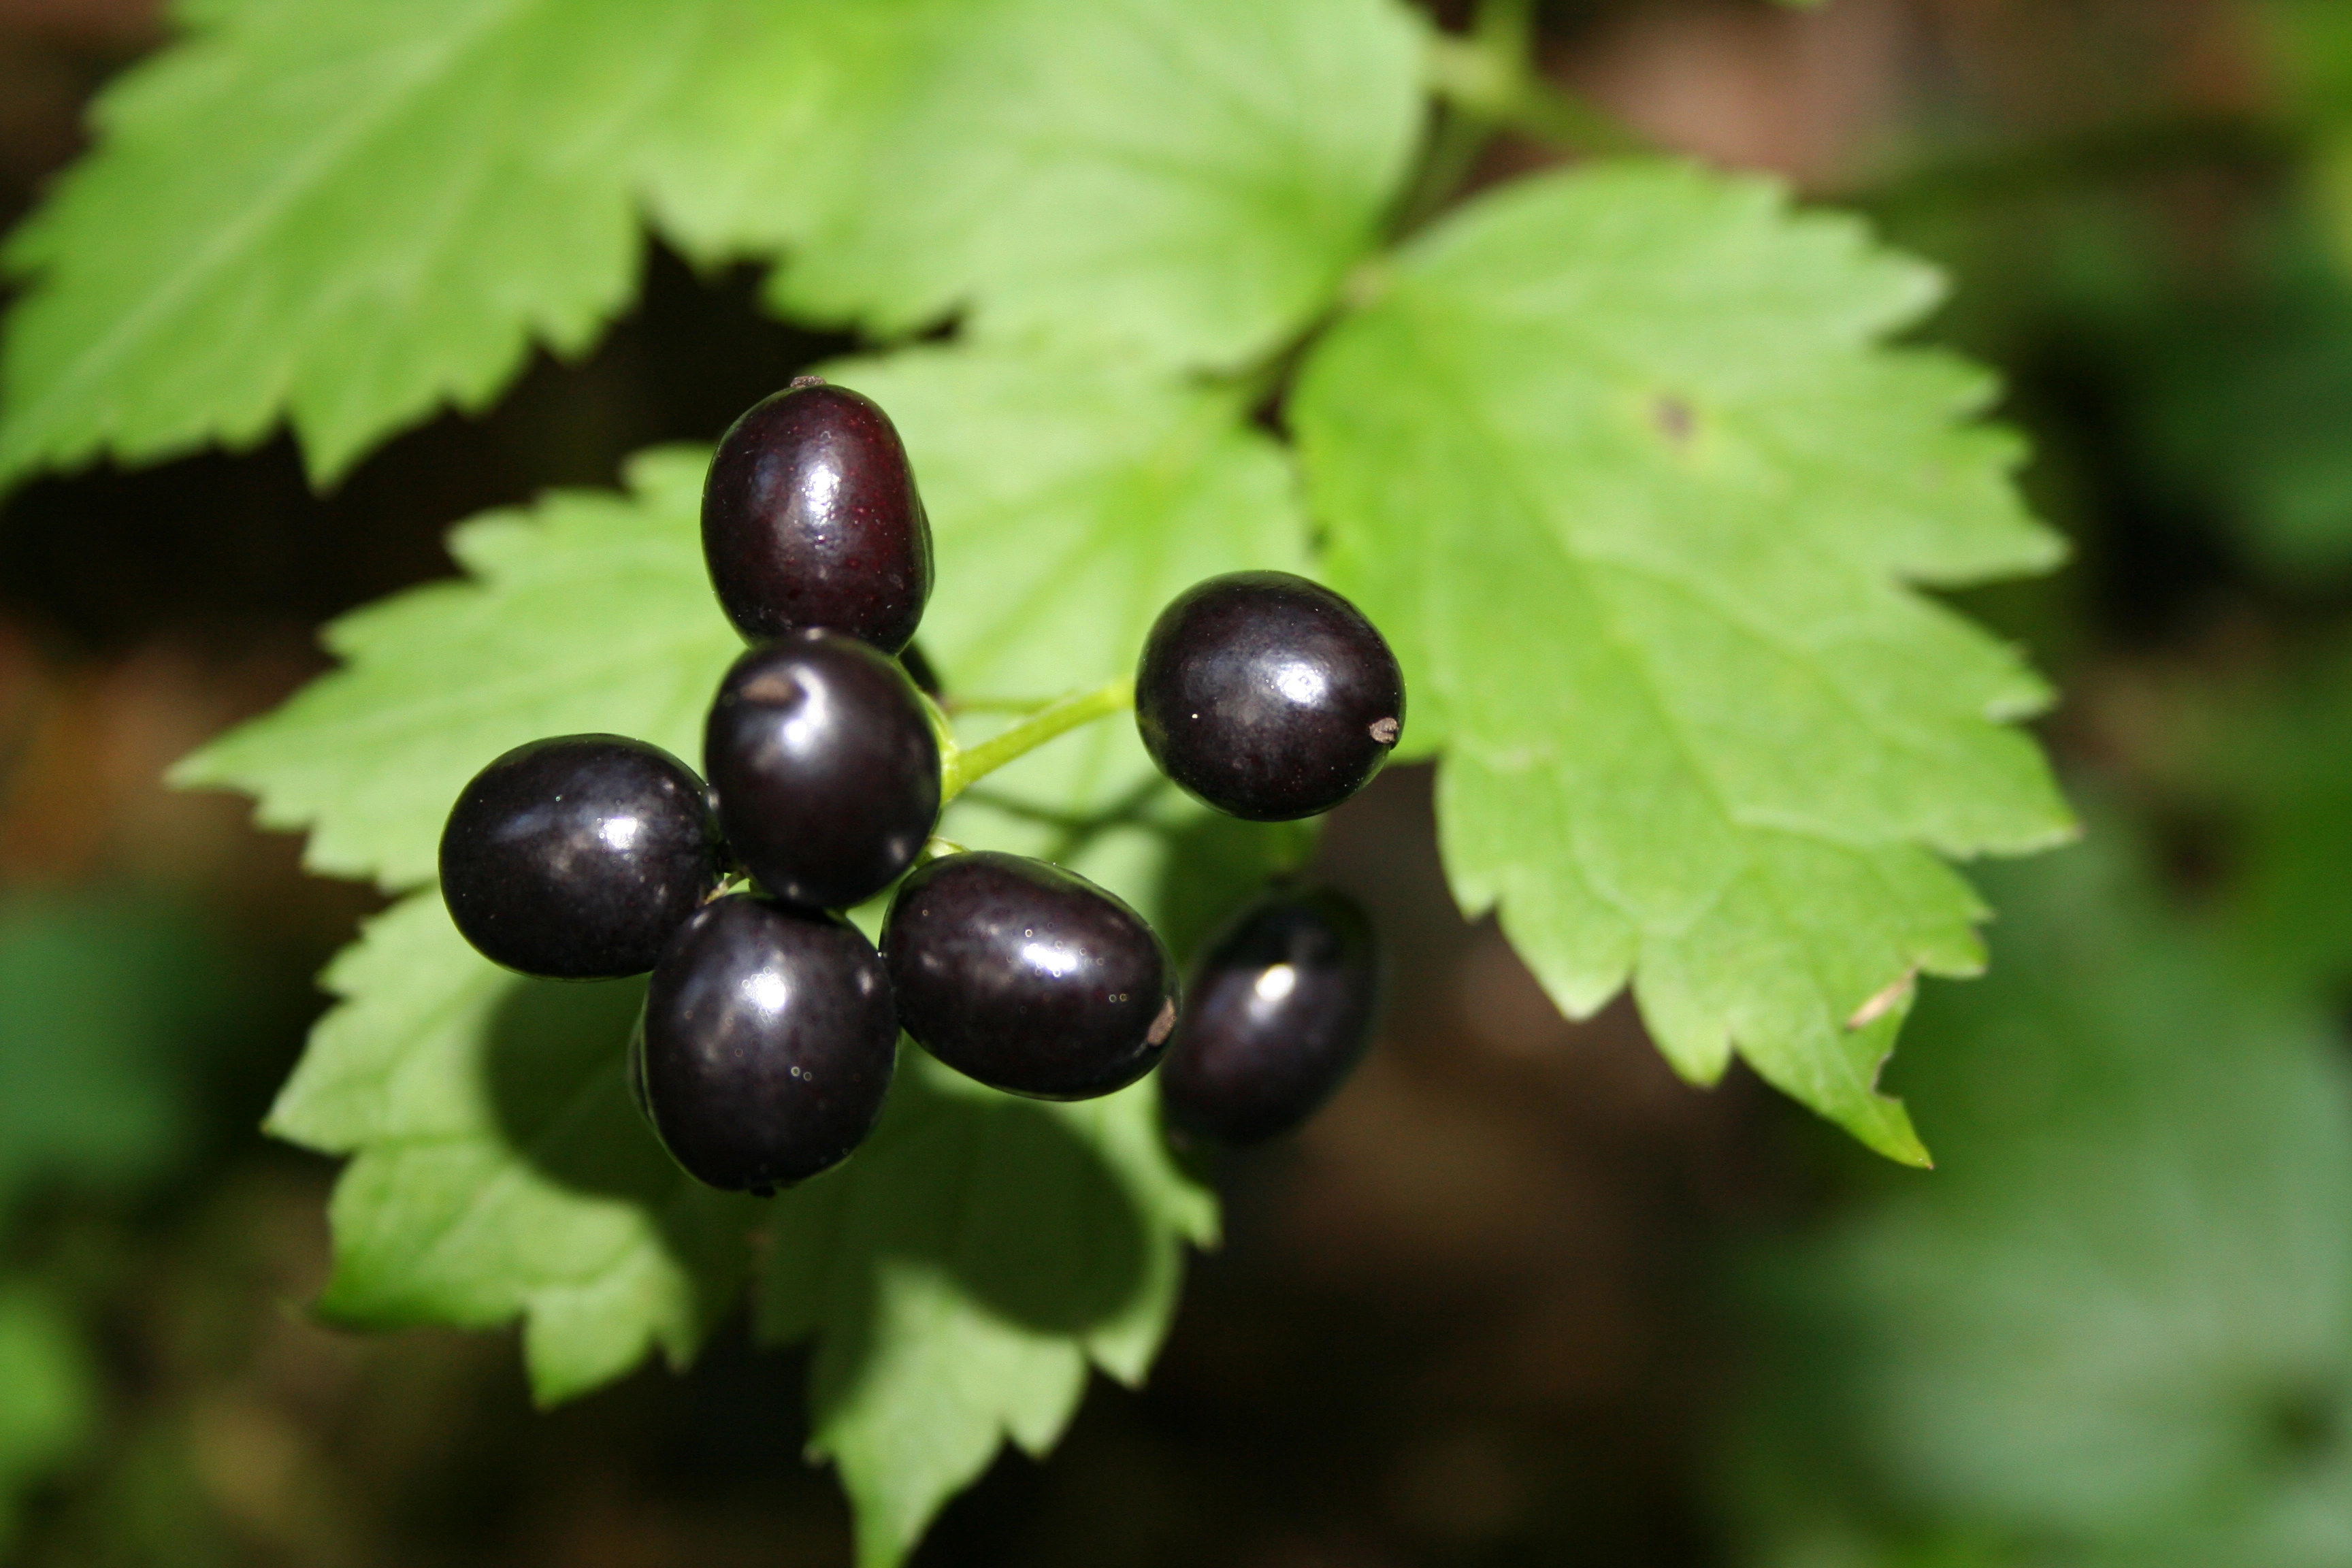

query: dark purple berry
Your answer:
[704,630,942,911]
[1134,571,1405,822]
[634,894,898,1192]
[883,851,1177,1100]
[1160,888,1379,1145]
[440,735,723,979]
[702,380,934,653]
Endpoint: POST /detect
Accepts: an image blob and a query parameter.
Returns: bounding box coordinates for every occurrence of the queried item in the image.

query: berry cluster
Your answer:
[439,378,1405,1194]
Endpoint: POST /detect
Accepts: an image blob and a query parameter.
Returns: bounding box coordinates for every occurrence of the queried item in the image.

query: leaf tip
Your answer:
[0,444,37,502]
[1867,1110,1935,1170]
[522,1355,589,1413]
[307,1272,389,1335]
[293,430,370,495]
[161,739,235,794]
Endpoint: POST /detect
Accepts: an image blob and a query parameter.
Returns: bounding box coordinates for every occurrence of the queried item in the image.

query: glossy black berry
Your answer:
[1135,571,1405,822]
[1160,888,1379,1145]
[883,851,1178,1100]
[439,734,723,979]
[633,894,898,1192]
[702,379,934,653]
[705,629,942,911]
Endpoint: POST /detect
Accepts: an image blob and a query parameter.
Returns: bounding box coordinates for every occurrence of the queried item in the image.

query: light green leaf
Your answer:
[1745,834,2352,1565]
[0,0,697,485]
[274,892,756,1404]
[172,446,740,890]
[1290,161,2075,1163]
[758,1054,1214,1568]
[1,0,1421,488]
[711,0,1423,369]
[175,444,758,1403]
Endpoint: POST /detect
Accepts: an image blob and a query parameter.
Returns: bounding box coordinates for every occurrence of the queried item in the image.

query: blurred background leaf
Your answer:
[0,892,252,1550]
[0,1284,96,1546]
[0,892,227,1207]
[1730,828,2352,1568]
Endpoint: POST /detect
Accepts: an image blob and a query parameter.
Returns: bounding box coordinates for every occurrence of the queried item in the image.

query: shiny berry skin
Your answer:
[1134,571,1405,822]
[632,894,898,1193]
[702,379,934,653]
[439,734,723,979]
[704,629,942,911]
[883,851,1178,1100]
[1160,888,1379,1145]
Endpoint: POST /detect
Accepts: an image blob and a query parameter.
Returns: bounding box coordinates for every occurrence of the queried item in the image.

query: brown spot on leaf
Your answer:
[1845,968,1918,1031]
[1654,395,1695,446]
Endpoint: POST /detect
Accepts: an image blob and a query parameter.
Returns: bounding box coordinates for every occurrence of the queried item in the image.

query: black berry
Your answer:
[702,380,934,653]
[440,734,723,979]
[705,629,942,911]
[1134,571,1405,821]
[633,894,898,1192]
[1159,888,1379,1145]
[883,851,1178,1100]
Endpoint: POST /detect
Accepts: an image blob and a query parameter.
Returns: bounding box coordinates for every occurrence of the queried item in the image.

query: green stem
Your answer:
[940,677,1134,804]
[1392,91,1497,235]
[941,694,1062,716]
[915,836,968,867]
[1420,4,1648,162]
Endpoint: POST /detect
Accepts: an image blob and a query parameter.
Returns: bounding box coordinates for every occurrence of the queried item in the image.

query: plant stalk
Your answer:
[1420,3,1648,163]
[939,677,1135,804]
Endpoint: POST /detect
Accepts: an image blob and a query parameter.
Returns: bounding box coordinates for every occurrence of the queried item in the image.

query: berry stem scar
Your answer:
[940,676,1135,802]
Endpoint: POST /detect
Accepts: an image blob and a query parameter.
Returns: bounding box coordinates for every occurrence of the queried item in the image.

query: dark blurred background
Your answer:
[3,2,2351,1565]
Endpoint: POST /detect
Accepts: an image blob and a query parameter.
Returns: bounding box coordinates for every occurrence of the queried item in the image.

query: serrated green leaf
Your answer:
[0,0,698,485]
[757,1054,1214,1568]
[274,892,756,1404]
[173,447,739,890]
[717,0,1423,368]
[1290,161,2075,1163]
[1743,835,2352,1565]
[172,445,757,1403]
[1,0,1421,488]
